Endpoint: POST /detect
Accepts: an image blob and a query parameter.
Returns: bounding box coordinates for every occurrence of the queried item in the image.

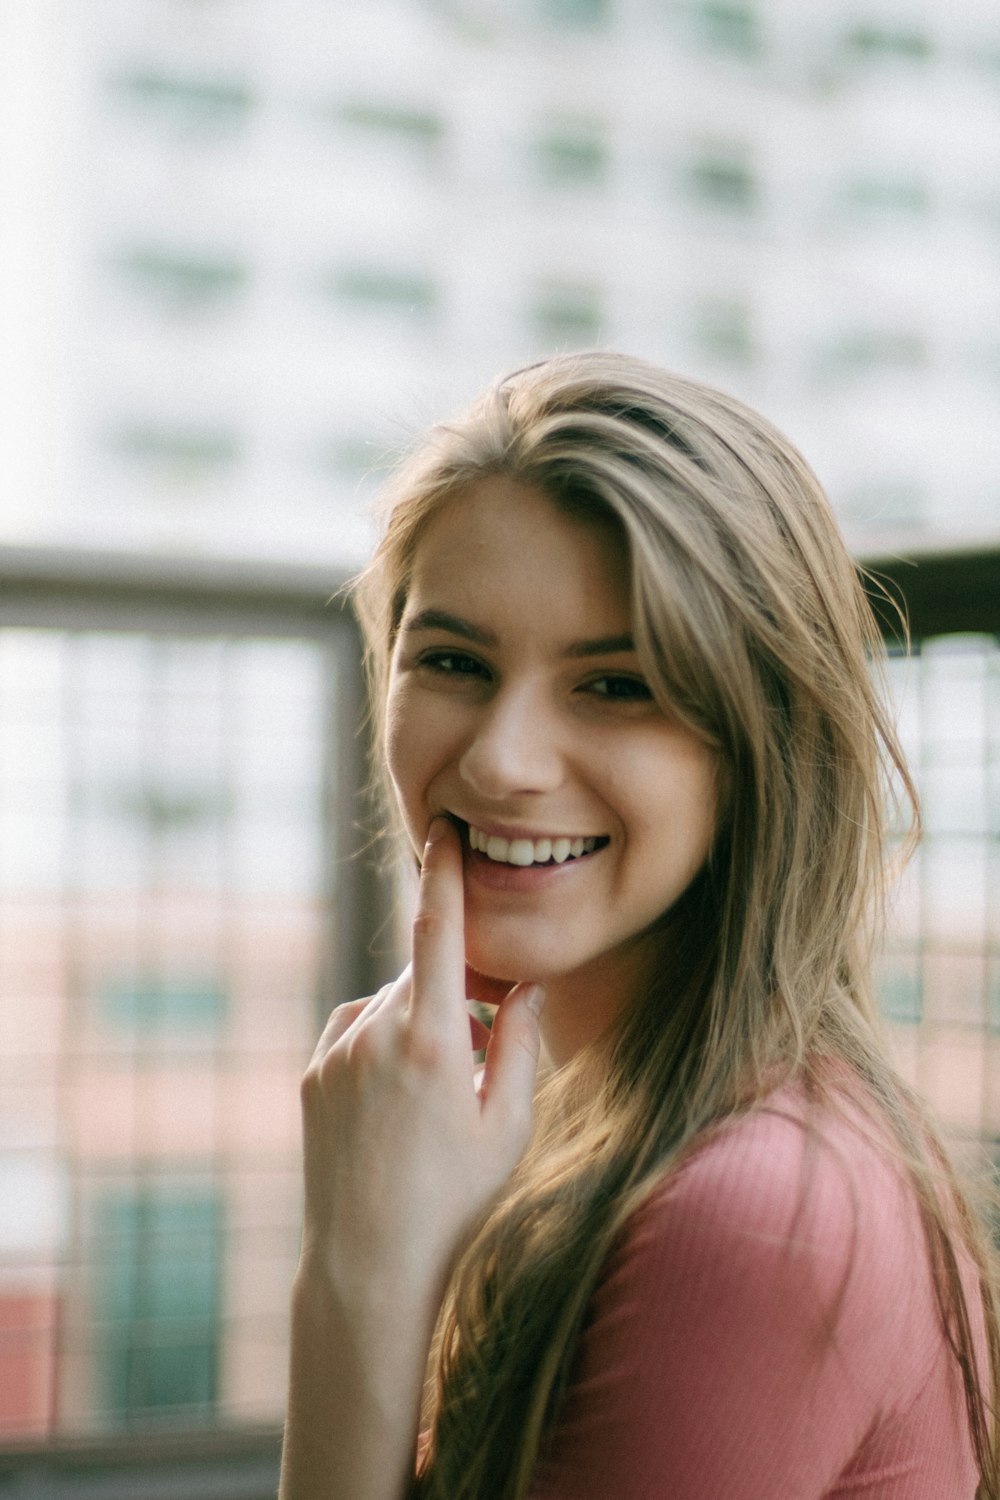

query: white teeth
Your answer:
[466,824,602,867]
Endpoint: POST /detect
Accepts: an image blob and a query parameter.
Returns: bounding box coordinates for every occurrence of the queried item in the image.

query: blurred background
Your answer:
[0,0,997,1495]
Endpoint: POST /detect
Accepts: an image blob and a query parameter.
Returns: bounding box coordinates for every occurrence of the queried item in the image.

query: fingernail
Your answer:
[524,984,545,1017]
[424,816,448,849]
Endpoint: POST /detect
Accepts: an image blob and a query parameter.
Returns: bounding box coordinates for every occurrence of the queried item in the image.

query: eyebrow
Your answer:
[403,608,636,658]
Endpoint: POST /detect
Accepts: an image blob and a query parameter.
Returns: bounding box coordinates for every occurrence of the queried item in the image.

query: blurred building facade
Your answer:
[2,0,1000,566]
[0,0,998,1465]
[0,564,382,1444]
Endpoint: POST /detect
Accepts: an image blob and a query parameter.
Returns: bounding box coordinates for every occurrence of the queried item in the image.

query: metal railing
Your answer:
[0,539,997,1498]
[0,546,394,1497]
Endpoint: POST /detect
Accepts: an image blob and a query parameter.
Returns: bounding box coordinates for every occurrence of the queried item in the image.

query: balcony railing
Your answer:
[0,540,997,1497]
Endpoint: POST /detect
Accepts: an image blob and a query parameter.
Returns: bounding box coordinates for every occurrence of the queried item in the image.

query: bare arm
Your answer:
[279,818,544,1500]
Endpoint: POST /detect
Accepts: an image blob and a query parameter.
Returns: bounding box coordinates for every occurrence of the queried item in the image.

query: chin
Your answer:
[466,937,530,984]
[468,954,524,987]
[468,940,569,988]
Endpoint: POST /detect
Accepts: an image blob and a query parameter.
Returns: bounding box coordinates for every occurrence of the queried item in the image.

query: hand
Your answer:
[298,816,545,1302]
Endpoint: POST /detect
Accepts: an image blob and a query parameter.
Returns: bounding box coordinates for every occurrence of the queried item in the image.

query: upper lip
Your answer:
[451,815,608,843]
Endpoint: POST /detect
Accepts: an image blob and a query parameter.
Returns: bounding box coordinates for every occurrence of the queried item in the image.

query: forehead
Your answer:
[405,477,631,617]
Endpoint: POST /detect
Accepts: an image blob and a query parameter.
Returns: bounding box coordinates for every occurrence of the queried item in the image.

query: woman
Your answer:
[279,352,999,1499]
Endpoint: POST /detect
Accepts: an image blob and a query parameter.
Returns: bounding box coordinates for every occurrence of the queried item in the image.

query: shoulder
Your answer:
[531,1086,952,1497]
[603,1085,936,1370]
[640,1084,921,1243]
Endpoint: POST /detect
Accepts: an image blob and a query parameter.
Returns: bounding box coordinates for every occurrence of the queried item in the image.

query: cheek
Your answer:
[622,751,719,873]
[383,682,454,833]
[383,689,405,787]
[384,684,421,824]
[680,760,720,850]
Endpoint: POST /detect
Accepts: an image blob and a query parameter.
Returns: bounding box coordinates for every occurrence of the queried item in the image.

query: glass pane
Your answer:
[0,623,341,1439]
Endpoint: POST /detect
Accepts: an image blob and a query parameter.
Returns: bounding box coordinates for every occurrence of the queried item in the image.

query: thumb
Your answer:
[479,983,544,1136]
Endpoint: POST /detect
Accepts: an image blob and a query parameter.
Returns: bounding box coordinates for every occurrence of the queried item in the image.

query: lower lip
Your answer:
[464,843,604,892]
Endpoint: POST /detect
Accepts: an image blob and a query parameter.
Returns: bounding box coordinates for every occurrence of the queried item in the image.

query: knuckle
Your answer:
[300,1059,327,1105]
[344,1019,384,1067]
[402,1025,445,1072]
[411,909,445,941]
[493,1005,524,1042]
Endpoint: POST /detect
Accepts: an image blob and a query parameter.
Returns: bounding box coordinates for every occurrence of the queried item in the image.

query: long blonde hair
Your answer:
[354,351,1000,1499]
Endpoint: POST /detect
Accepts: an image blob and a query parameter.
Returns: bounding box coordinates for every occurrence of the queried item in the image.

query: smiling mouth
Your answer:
[462,820,610,868]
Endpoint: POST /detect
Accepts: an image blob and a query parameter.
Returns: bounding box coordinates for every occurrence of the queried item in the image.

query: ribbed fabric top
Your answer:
[528,1088,985,1499]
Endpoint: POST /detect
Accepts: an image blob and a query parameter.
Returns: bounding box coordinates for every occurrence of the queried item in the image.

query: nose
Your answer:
[458,684,564,801]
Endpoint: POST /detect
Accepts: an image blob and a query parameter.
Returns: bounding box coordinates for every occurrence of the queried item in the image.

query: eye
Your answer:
[418,649,490,679]
[585,674,654,702]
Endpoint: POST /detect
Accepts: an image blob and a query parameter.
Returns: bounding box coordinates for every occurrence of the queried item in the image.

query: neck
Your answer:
[537,939,654,1068]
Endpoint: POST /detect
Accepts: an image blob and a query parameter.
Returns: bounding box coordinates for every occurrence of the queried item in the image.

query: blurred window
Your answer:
[684,145,758,212]
[879,948,923,1024]
[328,266,439,321]
[534,117,609,187]
[0,596,366,1447]
[530,281,603,346]
[686,2,762,58]
[108,425,244,488]
[837,175,932,221]
[335,100,446,162]
[689,294,757,366]
[112,248,250,314]
[844,24,933,64]
[100,978,227,1033]
[535,0,611,26]
[881,635,1000,1055]
[108,69,255,134]
[817,329,929,380]
[319,434,388,480]
[95,1186,222,1424]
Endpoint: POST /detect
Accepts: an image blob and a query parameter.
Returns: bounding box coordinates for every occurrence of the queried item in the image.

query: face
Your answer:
[385,477,721,1047]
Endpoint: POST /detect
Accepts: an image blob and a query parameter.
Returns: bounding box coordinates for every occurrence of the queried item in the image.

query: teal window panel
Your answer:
[110,70,255,130]
[109,425,243,482]
[318,435,392,482]
[689,2,762,58]
[100,978,227,1031]
[685,152,757,211]
[531,284,603,347]
[114,248,250,312]
[96,1187,223,1422]
[845,25,932,63]
[878,951,923,1024]
[336,102,445,156]
[534,122,609,186]
[329,267,438,317]
[691,296,757,365]
[839,176,932,219]
[105,784,232,831]
[817,330,929,378]
[536,0,610,25]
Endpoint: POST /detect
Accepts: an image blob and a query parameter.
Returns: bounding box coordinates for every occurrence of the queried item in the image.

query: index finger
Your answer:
[409,816,467,1032]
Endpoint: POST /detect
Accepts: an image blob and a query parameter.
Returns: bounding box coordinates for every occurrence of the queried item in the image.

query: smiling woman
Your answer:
[384,478,720,1060]
[278,353,1000,1500]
